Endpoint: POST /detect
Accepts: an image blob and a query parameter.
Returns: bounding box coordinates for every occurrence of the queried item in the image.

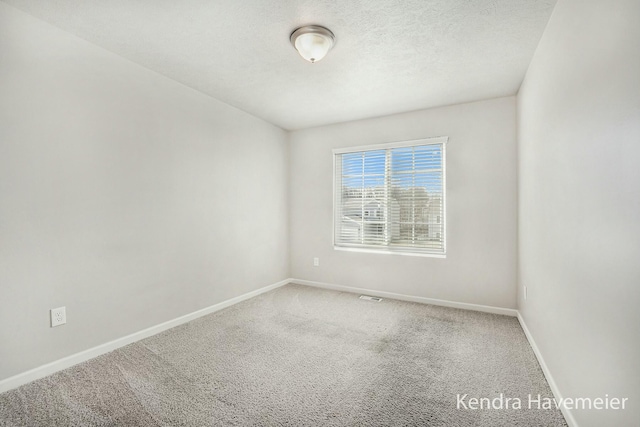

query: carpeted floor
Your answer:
[0,283,566,426]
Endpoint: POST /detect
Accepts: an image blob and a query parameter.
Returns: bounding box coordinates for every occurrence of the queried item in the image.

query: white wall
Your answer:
[0,3,289,381]
[289,97,517,309]
[517,0,640,425]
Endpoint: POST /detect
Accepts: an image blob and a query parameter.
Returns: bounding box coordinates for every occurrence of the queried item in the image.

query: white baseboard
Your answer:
[291,278,518,317]
[517,313,578,427]
[2,278,574,427]
[0,279,290,394]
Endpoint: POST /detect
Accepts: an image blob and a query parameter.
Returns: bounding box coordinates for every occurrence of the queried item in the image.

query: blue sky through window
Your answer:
[342,145,442,191]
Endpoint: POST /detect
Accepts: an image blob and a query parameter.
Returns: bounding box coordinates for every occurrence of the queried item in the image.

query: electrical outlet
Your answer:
[524,286,528,300]
[51,306,66,327]
[313,257,319,267]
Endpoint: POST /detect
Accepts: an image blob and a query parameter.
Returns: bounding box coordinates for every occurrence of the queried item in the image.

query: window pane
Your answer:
[363,150,386,176]
[335,140,445,254]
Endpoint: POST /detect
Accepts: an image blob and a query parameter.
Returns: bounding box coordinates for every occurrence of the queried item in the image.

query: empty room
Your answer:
[0,0,638,426]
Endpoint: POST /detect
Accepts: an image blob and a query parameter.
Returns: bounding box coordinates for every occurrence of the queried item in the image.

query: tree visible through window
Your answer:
[333,137,446,255]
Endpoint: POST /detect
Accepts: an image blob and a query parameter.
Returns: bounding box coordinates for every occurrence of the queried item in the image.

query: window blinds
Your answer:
[334,138,446,255]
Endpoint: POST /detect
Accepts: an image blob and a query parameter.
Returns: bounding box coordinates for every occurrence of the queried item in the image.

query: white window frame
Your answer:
[332,136,447,258]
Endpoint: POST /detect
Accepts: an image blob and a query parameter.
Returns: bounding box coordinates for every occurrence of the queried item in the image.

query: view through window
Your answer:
[333,138,446,255]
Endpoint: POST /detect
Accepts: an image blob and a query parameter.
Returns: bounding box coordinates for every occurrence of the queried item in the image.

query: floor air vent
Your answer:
[359,295,383,302]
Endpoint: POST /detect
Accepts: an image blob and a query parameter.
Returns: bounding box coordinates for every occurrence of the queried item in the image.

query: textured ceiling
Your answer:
[2,0,557,130]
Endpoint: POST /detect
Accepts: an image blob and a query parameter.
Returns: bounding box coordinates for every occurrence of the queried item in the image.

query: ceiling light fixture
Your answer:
[290,25,335,63]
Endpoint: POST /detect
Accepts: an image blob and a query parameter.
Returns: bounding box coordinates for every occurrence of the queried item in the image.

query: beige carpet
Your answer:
[0,283,566,426]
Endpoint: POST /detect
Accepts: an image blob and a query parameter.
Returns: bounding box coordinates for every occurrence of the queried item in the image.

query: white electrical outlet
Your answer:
[524,286,528,300]
[313,257,319,267]
[51,306,66,327]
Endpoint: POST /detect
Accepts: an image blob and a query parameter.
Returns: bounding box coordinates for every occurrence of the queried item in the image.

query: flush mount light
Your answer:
[290,25,335,63]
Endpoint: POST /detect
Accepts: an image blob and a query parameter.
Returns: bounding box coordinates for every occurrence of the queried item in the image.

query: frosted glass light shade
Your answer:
[290,26,335,63]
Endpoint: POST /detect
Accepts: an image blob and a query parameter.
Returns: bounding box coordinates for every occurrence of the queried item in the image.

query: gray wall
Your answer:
[517,0,640,425]
[289,97,518,309]
[0,3,289,381]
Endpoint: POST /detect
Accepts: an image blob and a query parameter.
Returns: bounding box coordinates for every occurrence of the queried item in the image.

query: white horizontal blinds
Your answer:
[335,140,445,254]
[389,144,444,252]
[336,150,387,246]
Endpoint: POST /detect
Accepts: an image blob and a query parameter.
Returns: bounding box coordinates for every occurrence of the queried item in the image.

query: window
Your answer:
[333,137,446,256]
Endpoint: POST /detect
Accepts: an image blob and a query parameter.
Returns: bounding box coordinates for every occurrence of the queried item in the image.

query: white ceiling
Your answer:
[2,0,557,130]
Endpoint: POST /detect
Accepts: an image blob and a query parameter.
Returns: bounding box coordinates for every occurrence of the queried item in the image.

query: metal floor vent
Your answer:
[359,295,383,302]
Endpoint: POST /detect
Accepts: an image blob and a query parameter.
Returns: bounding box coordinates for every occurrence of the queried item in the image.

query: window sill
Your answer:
[333,246,446,258]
